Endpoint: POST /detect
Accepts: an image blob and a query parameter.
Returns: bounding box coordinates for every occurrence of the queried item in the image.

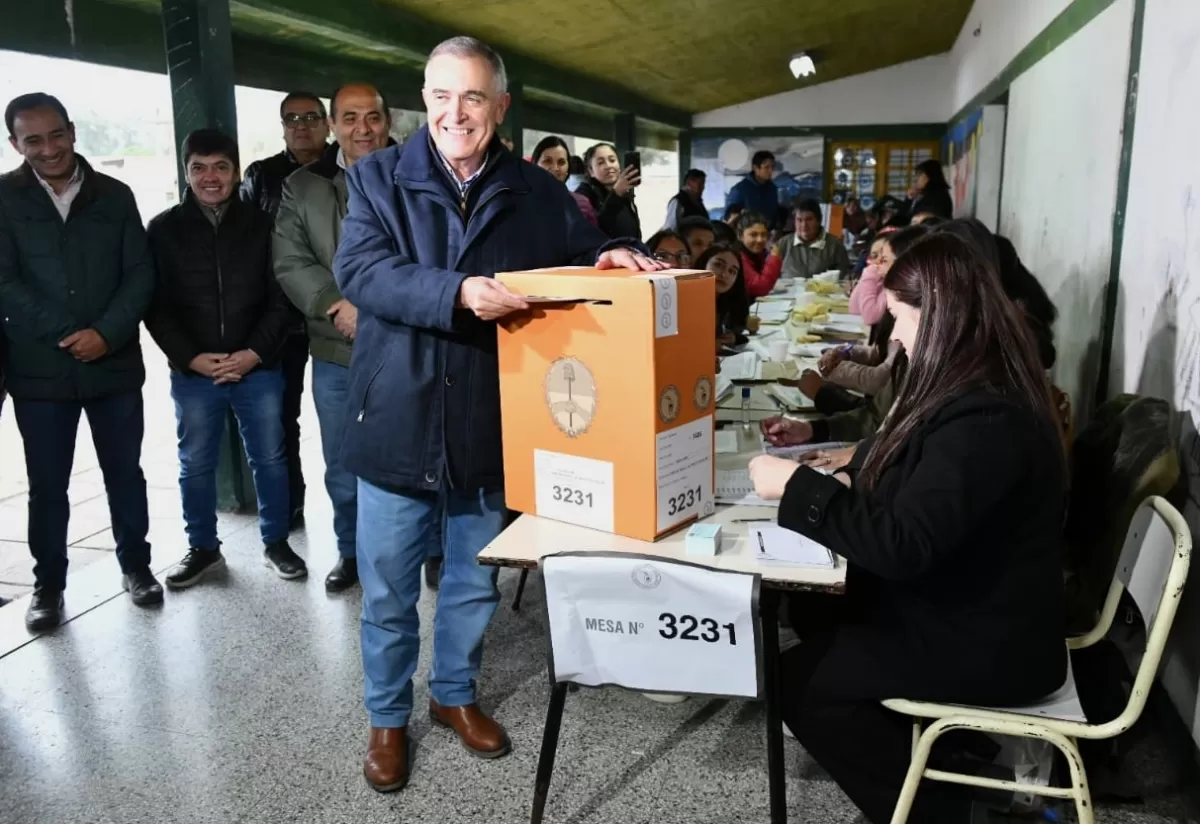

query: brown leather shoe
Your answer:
[363,726,408,792]
[429,700,512,759]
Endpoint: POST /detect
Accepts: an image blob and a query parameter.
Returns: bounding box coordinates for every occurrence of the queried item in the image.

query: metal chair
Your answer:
[883,496,1192,824]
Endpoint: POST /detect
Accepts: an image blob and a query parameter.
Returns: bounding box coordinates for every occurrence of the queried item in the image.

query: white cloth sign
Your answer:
[542,552,761,698]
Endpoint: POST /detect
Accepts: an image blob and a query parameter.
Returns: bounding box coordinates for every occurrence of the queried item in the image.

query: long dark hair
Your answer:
[929,219,1058,369]
[697,243,748,333]
[859,233,1058,489]
[531,135,569,166]
[734,210,770,264]
[915,158,949,192]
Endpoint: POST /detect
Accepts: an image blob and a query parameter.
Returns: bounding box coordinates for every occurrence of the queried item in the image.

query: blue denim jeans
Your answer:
[357,480,505,727]
[13,392,151,591]
[170,368,289,548]
[311,359,357,559]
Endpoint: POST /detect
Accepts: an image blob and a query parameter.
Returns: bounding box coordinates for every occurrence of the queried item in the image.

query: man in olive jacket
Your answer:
[0,93,161,631]
[273,83,392,593]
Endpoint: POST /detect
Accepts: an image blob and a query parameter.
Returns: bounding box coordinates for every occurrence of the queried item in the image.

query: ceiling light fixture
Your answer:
[789,52,816,79]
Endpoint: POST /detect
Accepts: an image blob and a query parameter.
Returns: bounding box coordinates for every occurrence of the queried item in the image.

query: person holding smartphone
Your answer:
[573,141,642,240]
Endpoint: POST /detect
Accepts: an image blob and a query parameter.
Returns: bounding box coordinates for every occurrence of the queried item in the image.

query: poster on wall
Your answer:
[943,110,983,219]
[691,135,824,220]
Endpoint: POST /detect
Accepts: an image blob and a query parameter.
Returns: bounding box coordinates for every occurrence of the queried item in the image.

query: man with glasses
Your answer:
[241,92,331,217]
[240,91,333,533]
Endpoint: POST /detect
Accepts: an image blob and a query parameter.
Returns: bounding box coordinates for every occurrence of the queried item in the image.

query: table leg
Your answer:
[762,588,788,824]
[513,568,530,611]
[530,681,570,824]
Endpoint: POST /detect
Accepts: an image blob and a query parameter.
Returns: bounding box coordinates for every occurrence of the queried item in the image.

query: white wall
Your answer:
[1110,0,1200,749]
[947,0,1075,116]
[694,0,1076,129]
[998,0,1134,422]
[691,54,952,128]
[973,105,1006,231]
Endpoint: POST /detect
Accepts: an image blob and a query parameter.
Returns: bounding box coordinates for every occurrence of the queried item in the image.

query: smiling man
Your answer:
[273,83,394,593]
[145,128,302,591]
[333,36,660,793]
[0,92,159,631]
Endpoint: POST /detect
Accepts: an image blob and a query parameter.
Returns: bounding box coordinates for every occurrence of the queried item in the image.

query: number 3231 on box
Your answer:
[541,553,762,699]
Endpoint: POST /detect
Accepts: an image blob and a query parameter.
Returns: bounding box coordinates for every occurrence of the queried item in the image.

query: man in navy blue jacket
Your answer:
[334,36,660,792]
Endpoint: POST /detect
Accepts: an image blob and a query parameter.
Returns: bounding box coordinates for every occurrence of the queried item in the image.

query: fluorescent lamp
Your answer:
[789,53,816,79]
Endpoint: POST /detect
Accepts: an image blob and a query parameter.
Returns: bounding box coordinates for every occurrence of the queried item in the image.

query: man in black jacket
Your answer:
[2,93,160,630]
[240,91,331,531]
[661,168,709,230]
[146,128,305,589]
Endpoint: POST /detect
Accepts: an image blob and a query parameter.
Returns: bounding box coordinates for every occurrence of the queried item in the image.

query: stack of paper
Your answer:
[714,430,739,454]
[719,351,760,381]
[715,469,778,508]
[759,361,799,382]
[753,303,792,324]
[750,524,836,568]
[715,374,734,403]
[764,384,812,411]
[766,441,853,460]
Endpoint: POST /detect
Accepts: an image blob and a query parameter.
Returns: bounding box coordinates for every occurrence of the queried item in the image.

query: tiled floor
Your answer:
[1,340,1198,823]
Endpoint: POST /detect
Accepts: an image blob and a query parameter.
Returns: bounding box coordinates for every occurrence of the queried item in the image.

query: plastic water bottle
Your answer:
[741,386,752,431]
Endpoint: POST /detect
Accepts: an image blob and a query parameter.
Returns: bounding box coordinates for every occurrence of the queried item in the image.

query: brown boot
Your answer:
[429,700,512,759]
[363,727,408,792]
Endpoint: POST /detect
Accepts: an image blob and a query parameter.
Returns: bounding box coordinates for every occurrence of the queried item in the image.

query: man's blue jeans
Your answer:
[357,480,505,727]
[311,359,357,560]
[13,391,151,591]
[170,368,289,549]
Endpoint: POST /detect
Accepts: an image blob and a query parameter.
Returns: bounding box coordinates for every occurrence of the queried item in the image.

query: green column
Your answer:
[678,129,692,189]
[506,79,525,155]
[613,112,637,158]
[160,0,254,513]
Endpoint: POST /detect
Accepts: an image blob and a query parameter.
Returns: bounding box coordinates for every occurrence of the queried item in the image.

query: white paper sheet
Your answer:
[714,430,739,454]
[714,469,779,508]
[749,524,836,568]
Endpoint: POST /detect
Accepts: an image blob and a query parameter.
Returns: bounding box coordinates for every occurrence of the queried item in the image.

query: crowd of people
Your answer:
[0,31,1073,824]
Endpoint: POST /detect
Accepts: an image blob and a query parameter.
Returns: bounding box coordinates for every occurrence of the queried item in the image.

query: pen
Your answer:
[756,532,766,554]
[731,518,774,524]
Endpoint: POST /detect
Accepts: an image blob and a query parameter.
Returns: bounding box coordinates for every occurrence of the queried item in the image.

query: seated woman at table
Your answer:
[697,243,755,349]
[736,211,781,299]
[645,228,692,268]
[798,225,927,412]
[748,232,1067,824]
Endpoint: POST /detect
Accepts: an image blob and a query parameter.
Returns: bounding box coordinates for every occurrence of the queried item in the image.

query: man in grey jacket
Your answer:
[772,197,851,280]
[273,83,392,592]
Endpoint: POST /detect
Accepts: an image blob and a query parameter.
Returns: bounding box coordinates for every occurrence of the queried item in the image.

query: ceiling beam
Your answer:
[231,0,691,128]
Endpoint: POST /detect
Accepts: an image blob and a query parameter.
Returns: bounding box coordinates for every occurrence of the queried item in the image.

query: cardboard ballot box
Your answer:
[496,267,717,542]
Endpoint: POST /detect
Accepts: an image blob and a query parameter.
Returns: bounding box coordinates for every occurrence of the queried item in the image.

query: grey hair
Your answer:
[426,36,509,95]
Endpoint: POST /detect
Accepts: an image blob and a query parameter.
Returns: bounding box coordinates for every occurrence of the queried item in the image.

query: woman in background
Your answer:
[906,158,953,221]
[695,243,751,349]
[751,233,1067,823]
[532,135,598,228]
[735,211,778,298]
[574,142,641,240]
[645,229,691,268]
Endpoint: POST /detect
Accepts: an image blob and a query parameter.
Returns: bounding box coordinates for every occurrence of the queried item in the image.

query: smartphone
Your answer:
[623,150,642,184]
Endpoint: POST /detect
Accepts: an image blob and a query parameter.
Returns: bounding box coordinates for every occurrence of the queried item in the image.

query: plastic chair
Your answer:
[883,495,1192,824]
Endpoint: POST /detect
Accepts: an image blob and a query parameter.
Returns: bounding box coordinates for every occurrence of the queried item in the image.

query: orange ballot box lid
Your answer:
[496,267,717,542]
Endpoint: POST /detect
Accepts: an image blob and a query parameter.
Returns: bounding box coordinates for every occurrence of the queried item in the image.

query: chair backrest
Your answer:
[1082,496,1191,738]
[1063,395,1178,632]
